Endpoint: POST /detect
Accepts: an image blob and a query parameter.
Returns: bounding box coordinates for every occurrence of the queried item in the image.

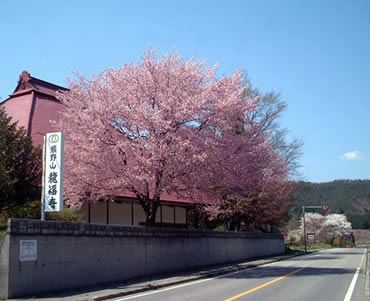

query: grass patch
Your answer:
[356,243,370,249]
[286,244,331,253]
[0,224,7,235]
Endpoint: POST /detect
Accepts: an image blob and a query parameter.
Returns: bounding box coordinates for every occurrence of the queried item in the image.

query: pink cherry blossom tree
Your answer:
[57,49,286,226]
[300,213,352,244]
[302,212,326,234]
[201,86,298,232]
[317,214,352,243]
[202,158,293,231]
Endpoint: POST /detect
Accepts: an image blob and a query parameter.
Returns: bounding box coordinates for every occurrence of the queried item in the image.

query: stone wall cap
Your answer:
[7,218,283,239]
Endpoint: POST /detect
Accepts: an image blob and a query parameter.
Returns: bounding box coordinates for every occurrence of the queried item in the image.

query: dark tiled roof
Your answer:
[11,71,68,98]
[1,71,67,146]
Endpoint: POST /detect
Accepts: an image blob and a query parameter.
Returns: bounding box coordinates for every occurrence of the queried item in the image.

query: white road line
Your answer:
[114,253,319,301]
[114,251,329,301]
[114,278,214,300]
[343,249,366,301]
[115,266,261,301]
[115,263,273,300]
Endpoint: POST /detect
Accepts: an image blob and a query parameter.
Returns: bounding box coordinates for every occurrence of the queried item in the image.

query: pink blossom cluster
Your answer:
[57,49,290,225]
[301,213,352,243]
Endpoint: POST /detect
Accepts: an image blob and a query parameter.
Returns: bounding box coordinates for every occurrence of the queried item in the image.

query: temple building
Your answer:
[1,71,67,146]
[1,71,194,227]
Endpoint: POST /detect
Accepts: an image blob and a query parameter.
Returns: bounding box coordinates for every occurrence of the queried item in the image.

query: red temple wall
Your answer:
[30,95,64,146]
[2,94,33,132]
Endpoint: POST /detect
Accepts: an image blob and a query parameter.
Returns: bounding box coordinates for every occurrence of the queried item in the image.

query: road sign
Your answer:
[321,203,330,211]
[307,233,315,241]
[20,240,37,261]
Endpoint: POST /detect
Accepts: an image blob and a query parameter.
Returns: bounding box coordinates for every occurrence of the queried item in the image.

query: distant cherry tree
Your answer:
[302,212,326,233]
[301,213,352,244]
[57,49,289,226]
[318,214,352,243]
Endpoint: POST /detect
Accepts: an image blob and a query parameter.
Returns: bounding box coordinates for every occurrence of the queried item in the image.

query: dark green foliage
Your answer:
[292,180,370,229]
[346,213,370,229]
[0,200,41,225]
[0,107,42,212]
[0,200,84,225]
[186,207,222,230]
[47,208,84,223]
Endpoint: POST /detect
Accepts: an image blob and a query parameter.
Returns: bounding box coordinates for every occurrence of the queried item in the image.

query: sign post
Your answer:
[302,203,329,253]
[41,132,65,220]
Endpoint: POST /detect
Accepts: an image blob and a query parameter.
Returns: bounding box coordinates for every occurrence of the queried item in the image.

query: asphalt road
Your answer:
[110,248,367,301]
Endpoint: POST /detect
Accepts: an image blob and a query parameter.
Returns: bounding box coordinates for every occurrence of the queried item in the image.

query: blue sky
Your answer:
[1,0,369,183]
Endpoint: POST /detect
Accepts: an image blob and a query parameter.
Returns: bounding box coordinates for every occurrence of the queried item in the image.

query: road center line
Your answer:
[343,249,366,301]
[115,254,320,301]
[224,265,312,301]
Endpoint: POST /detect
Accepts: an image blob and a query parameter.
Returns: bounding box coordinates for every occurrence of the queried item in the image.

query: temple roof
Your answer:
[9,71,68,99]
[1,71,68,146]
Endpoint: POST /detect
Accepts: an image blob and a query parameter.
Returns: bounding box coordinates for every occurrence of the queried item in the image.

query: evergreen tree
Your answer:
[0,107,41,211]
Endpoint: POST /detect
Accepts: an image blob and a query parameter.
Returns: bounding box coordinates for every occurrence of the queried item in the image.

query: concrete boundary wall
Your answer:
[0,219,285,298]
[0,234,9,299]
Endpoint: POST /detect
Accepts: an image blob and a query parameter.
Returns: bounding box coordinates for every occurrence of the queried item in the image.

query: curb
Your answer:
[91,252,305,301]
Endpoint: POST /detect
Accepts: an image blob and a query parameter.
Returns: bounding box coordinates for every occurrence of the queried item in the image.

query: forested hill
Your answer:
[292,180,370,229]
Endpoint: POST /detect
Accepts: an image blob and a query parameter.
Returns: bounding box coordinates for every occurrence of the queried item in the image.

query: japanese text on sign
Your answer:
[43,132,64,212]
[20,240,37,261]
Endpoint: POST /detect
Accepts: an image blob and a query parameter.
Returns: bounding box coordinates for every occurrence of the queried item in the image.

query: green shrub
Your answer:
[0,200,41,225]
[0,200,84,224]
[331,236,343,247]
[47,208,84,223]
